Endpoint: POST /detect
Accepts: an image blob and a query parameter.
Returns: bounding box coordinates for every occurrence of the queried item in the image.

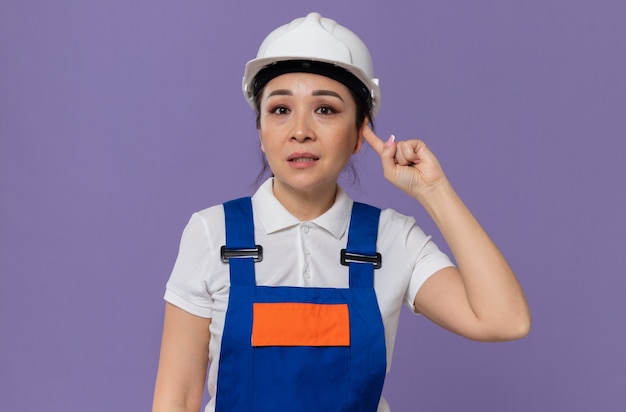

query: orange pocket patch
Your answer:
[252,302,350,347]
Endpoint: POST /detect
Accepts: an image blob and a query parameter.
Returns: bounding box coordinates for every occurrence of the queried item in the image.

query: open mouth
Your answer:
[289,156,319,162]
[288,153,320,163]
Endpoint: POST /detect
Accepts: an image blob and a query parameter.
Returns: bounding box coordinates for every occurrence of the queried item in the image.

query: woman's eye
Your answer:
[316,106,335,115]
[271,106,289,115]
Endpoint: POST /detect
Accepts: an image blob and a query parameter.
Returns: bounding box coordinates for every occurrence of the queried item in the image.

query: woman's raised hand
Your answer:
[362,125,449,201]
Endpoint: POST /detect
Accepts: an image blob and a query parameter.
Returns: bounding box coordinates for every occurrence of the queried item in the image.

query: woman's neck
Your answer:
[271,180,338,221]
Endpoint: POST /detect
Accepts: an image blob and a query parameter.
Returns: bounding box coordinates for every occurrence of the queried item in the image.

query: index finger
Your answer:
[362,124,386,154]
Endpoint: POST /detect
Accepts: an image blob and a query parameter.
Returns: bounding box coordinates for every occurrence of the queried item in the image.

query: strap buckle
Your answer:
[220,245,263,263]
[340,249,382,269]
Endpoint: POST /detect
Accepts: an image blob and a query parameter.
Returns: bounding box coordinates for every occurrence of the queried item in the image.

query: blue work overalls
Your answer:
[215,197,386,411]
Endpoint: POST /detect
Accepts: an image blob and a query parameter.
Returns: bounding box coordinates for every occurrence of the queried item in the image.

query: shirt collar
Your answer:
[252,178,353,240]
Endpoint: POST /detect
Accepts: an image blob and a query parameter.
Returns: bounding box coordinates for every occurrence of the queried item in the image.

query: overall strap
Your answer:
[345,202,381,289]
[222,197,257,286]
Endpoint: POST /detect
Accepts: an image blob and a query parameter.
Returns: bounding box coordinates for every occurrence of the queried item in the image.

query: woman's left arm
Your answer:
[362,126,531,341]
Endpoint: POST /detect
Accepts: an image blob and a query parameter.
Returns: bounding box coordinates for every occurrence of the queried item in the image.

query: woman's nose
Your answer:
[290,111,315,142]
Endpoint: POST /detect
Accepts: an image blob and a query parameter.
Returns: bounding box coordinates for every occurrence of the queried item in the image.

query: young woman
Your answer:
[153,12,531,412]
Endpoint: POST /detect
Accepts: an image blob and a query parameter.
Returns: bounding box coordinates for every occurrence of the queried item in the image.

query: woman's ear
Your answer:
[353,117,370,154]
[259,132,266,153]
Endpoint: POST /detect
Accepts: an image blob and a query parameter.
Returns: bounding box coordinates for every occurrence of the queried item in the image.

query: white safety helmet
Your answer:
[242,12,381,116]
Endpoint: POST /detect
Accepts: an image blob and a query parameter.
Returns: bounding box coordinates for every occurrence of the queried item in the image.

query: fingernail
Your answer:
[385,134,396,148]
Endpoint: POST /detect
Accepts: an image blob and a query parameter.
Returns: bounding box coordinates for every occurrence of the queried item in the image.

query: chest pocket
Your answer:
[252,302,350,346]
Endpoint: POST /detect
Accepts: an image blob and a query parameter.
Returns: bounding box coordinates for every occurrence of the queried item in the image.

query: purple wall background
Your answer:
[2,1,625,411]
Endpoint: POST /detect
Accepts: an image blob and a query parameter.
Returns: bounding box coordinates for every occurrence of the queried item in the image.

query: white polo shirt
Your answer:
[164,178,454,412]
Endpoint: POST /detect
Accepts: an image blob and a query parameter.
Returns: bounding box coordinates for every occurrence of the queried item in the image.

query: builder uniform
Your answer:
[164,178,454,411]
[167,14,454,410]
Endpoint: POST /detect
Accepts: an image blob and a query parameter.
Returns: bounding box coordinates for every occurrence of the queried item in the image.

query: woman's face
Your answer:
[258,72,365,198]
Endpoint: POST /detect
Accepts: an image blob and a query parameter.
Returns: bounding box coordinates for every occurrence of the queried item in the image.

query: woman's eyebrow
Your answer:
[312,90,344,101]
[266,89,292,98]
[266,89,344,101]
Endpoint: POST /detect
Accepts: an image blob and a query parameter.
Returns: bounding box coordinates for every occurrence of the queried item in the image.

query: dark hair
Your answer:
[253,60,371,107]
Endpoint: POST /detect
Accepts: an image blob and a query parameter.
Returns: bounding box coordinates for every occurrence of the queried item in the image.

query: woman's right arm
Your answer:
[153,302,211,412]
